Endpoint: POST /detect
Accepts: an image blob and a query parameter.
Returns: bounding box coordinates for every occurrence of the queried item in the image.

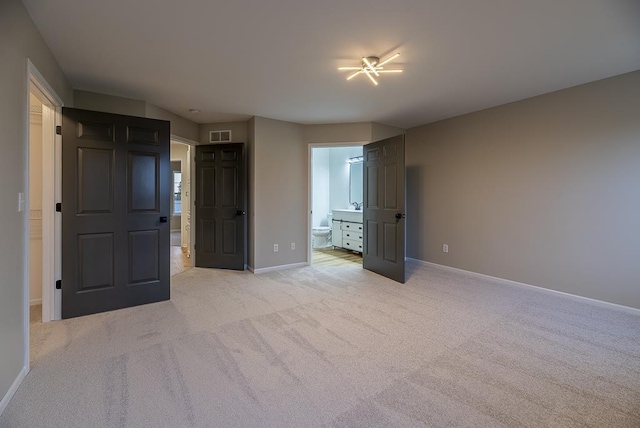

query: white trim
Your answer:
[29,299,42,306]
[408,258,640,315]
[0,366,28,416]
[27,59,64,324]
[250,262,308,274]
[170,134,199,147]
[27,61,63,106]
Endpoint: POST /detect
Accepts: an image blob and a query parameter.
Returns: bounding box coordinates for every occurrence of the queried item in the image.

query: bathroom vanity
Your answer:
[332,209,363,253]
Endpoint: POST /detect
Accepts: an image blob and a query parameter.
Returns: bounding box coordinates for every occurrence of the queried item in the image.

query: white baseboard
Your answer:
[251,262,308,274]
[407,258,640,316]
[0,365,28,416]
[29,299,42,306]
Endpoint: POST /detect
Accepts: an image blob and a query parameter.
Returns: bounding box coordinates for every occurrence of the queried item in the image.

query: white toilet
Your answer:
[312,213,332,248]
[312,227,332,248]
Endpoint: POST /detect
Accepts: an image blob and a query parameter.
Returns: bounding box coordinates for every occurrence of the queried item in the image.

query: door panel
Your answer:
[128,230,160,285]
[195,143,246,270]
[78,233,114,290]
[363,135,406,283]
[62,108,170,318]
[128,152,159,212]
[77,148,114,213]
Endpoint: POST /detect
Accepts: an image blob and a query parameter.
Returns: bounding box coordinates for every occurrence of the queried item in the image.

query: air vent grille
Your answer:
[209,130,232,143]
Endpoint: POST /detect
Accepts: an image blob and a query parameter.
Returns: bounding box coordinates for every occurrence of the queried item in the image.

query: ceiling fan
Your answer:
[338,52,403,86]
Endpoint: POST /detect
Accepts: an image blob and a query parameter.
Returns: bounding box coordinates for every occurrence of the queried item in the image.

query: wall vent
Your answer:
[209,130,232,143]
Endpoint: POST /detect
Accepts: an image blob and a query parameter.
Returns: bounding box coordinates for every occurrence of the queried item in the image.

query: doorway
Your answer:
[170,141,191,276]
[28,91,44,327]
[309,144,364,267]
[26,63,63,330]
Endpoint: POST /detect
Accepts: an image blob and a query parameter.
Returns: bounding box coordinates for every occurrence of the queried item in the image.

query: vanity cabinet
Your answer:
[332,209,363,253]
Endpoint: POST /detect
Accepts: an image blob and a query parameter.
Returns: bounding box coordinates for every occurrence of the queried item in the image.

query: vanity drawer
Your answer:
[343,239,363,252]
[341,222,363,232]
[342,231,362,242]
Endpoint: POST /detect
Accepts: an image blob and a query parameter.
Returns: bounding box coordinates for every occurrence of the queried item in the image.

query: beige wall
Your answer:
[304,123,371,144]
[371,123,405,142]
[145,104,199,143]
[0,0,73,407]
[252,117,306,269]
[74,90,146,117]
[406,70,640,309]
[199,122,249,145]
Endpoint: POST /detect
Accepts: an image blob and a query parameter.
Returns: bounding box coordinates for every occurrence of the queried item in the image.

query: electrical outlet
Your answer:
[442,244,449,253]
[290,242,295,250]
[273,244,278,252]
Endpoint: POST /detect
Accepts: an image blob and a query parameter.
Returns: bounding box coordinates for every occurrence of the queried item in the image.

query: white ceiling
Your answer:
[23,0,640,128]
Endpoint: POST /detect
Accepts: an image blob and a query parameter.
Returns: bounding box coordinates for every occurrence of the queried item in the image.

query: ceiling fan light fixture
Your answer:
[339,52,402,85]
[362,56,380,76]
[377,52,400,67]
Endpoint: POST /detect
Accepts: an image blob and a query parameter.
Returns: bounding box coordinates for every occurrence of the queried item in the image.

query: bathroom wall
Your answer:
[329,147,363,211]
[311,148,331,227]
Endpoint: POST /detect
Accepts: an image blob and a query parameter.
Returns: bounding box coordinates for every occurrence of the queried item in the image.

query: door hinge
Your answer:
[56,125,62,135]
[55,280,61,290]
[55,202,62,212]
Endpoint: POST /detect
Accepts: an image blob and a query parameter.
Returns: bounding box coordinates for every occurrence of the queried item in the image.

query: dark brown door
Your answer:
[363,135,406,283]
[61,108,170,318]
[195,143,246,270]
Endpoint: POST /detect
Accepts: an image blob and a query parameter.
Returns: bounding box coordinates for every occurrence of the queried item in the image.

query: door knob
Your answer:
[395,213,405,220]
[160,216,168,223]
[235,210,246,216]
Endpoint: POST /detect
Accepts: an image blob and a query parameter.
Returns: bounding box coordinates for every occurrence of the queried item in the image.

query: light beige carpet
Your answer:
[2,262,639,427]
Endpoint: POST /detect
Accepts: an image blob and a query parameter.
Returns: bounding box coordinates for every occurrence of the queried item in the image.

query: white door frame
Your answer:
[24,59,64,376]
[27,60,64,325]
[307,142,366,265]
[170,135,198,263]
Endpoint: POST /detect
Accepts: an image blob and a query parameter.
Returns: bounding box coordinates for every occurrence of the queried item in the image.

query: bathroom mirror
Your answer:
[349,161,363,208]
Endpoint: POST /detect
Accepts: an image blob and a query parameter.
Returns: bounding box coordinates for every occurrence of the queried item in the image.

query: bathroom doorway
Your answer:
[309,144,364,267]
